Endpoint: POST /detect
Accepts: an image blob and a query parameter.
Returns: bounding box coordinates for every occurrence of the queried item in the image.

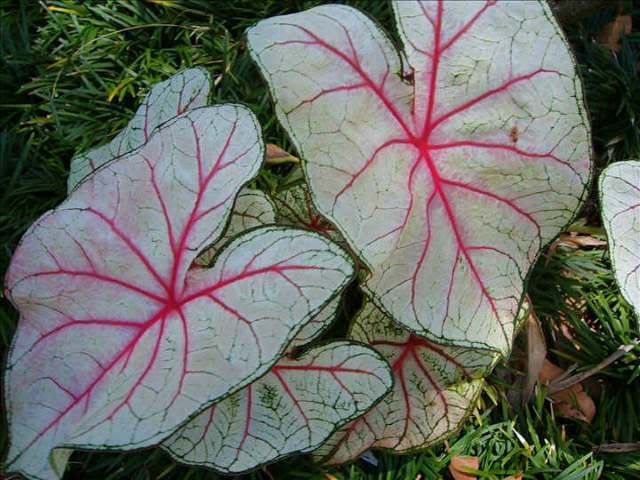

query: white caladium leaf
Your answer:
[163,340,392,474]
[313,301,496,465]
[247,1,592,355]
[600,161,640,313]
[4,106,354,480]
[67,68,211,191]
[195,188,277,267]
[273,183,338,238]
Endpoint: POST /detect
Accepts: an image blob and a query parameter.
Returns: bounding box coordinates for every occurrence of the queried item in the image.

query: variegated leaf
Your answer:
[247,0,592,355]
[313,301,496,465]
[600,161,640,313]
[163,341,392,473]
[4,106,354,480]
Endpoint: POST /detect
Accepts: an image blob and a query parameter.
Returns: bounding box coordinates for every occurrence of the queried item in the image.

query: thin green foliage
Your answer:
[1,1,639,478]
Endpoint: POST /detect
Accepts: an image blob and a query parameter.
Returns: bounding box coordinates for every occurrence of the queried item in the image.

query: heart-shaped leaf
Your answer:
[4,105,354,480]
[600,161,640,314]
[247,1,592,355]
[313,301,495,465]
[163,340,392,473]
[68,68,211,191]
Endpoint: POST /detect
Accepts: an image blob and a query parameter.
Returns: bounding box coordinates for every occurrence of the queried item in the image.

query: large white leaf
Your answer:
[4,106,354,480]
[67,68,211,191]
[313,301,495,465]
[247,1,592,355]
[163,340,392,473]
[600,161,640,313]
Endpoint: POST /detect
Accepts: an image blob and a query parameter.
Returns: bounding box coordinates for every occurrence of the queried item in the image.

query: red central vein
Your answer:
[419,149,506,340]
[21,259,315,455]
[422,0,443,135]
[182,264,319,304]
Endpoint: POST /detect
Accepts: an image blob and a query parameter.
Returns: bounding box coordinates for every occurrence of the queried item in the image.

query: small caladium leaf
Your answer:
[313,301,496,465]
[4,106,354,480]
[600,161,640,313]
[163,340,392,474]
[247,1,592,355]
[195,188,276,266]
[273,183,337,237]
[67,68,211,191]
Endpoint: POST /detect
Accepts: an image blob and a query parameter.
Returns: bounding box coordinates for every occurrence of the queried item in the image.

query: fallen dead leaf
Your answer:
[265,143,299,164]
[524,307,547,402]
[594,442,640,453]
[539,359,596,423]
[559,233,607,249]
[449,456,479,480]
[503,475,523,480]
[597,14,632,50]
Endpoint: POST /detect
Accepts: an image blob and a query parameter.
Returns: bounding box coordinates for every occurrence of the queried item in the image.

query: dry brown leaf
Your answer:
[557,233,607,249]
[546,232,606,264]
[525,308,547,402]
[503,475,523,480]
[265,143,299,164]
[597,14,632,50]
[539,359,596,423]
[449,456,479,480]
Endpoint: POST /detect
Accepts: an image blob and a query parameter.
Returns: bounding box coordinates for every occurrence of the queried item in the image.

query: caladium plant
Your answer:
[3,105,354,480]
[247,0,592,355]
[312,300,496,465]
[600,161,640,314]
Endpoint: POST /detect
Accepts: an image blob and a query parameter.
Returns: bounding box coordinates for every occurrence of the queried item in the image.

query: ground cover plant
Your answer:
[1,1,639,479]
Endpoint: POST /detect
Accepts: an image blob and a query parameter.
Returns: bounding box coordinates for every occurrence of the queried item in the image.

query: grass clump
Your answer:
[1,1,639,478]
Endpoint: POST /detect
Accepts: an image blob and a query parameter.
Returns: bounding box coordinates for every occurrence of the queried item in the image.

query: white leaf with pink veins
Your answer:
[247,0,592,355]
[4,105,353,480]
[600,161,640,313]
